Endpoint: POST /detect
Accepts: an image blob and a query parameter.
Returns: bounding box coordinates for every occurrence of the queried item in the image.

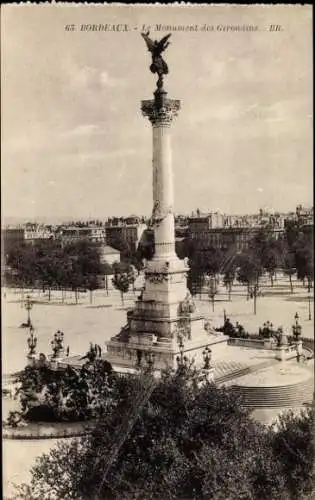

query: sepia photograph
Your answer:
[1,4,313,499]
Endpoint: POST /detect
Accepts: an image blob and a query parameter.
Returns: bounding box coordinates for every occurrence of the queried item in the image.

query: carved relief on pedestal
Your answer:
[146,273,168,284]
[141,98,181,127]
[145,261,170,274]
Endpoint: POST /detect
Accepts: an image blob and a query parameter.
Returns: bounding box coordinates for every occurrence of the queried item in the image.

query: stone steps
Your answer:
[232,378,314,407]
[215,359,278,385]
[213,361,249,381]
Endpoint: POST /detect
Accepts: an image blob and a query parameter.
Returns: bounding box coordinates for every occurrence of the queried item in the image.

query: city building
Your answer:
[24,223,55,243]
[56,226,106,245]
[2,224,56,253]
[105,218,147,253]
[2,228,25,254]
[187,210,285,253]
[296,205,313,226]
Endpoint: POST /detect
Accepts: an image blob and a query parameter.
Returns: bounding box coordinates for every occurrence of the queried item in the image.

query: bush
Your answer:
[12,359,115,424]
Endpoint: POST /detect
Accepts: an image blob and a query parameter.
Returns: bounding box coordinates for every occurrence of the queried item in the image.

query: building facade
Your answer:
[56,226,106,245]
[105,220,147,253]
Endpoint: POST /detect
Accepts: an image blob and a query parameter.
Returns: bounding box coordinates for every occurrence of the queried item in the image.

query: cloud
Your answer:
[68,65,99,91]
[63,124,101,137]
[59,148,139,164]
[65,62,125,94]
[100,71,125,88]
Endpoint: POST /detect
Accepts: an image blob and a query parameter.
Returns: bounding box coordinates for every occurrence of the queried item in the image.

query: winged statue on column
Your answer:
[141,31,172,88]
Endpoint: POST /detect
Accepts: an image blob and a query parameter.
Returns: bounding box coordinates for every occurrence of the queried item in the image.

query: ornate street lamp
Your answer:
[208,276,217,313]
[202,346,212,370]
[23,295,33,328]
[51,330,65,359]
[177,331,184,359]
[223,309,227,322]
[27,325,37,357]
[176,332,189,371]
[249,283,259,315]
[292,312,302,341]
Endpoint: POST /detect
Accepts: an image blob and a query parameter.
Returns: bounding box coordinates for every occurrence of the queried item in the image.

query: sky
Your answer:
[1,4,313,221]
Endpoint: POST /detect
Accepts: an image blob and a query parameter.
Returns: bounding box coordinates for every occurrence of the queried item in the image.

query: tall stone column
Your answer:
[105,34,228,372]
[142,89,180,262]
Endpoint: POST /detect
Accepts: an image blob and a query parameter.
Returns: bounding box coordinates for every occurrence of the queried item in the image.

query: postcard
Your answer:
[2,4,313,499]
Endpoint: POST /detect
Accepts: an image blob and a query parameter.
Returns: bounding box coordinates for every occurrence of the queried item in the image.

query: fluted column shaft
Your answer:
[141,90,180,260]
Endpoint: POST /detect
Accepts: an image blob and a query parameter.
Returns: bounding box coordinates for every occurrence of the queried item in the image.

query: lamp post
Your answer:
[308,291,312,321]
[202,346,212,370]
[176,332,189,372]
[177,332,184,364]
[249,283,259,315]
[27,325,37,365]
[292,312,302,342]
[27,325,37,356]
[24,295,33,327]
[51,330,64,359]
[208,276,217,313]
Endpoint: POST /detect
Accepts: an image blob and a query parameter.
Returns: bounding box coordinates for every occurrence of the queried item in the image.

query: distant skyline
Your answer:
[3,203,312,227]
[2,5,313,220]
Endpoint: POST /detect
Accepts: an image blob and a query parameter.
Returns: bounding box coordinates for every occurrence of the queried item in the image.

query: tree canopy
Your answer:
[13,365,314,500]
[5,240,108,300]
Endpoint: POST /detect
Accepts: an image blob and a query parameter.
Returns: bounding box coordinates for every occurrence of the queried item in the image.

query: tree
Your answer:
[61,241,104,303]
[187,245,223,299]
[251,228,281,286]
[37,255,59,301]
[85,275,99,304]
[284,220,300,251]
[6,243,38,291]
[187,258,203,298]
[14,365,313,500]
[271,407,314,500]
[263,245,279,287]
[236,251,263,314]
[283,252,296,294]
[203,247,223,278]
[68,258,84,304]
[223,267,236,302]
[112,271,130,306]
[293,235,313,291]
[5,239,105,304]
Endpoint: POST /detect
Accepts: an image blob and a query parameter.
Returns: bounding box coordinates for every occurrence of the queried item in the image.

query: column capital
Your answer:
[141,91,180,126]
